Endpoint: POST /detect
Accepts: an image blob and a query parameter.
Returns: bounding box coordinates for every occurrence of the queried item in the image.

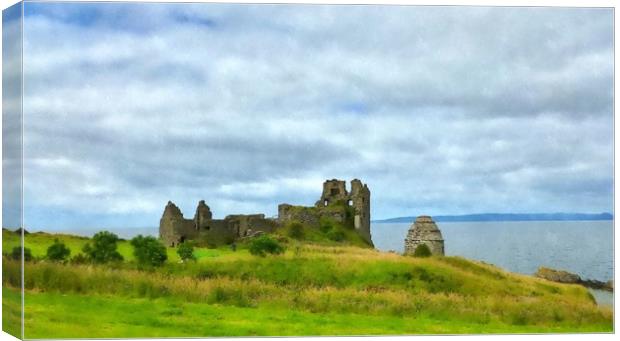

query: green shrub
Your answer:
[319,222,333,233]
[327,230,345,242]
[69,253,89,265]
[248,235,285,257]
[413,244,432,257]
[83,231,124,263]
[177,242,196,262]
[11,246,32,261]
[9,247,19,260]
[46,239,71,262]
[131,235,167,268]
[287,222,305,240]
[274,235,289,244]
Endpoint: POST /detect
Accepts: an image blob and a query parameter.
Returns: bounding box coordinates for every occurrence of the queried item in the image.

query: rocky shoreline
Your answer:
[535,267,613,292]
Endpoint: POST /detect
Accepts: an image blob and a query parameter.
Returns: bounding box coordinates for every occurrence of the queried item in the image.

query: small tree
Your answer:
[131,235,167,268]
[249,235,284,257]
[70,253,89,265]
[319,222,333,233]
[177,242,196,262]
[287,222,304,240]
[413,244,432,257]
[11,247,32,261]
[83,231,123,264]
[327,229,345,242]
[46,239,71,262]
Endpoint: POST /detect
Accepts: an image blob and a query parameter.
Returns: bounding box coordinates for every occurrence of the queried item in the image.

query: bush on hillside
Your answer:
[46,239,71,262]
[249,235,285,257]
[327,229,345,242]
[177,242,196,262]
[287,222,305,240]
[11,246,32,261]
[131,235,168,268]
[82,231,124,264]
[319,221,333,233]
[413,244,432,257]
[69,253,89,265]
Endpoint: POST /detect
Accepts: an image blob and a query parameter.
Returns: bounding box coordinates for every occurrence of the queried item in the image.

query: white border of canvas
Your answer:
[0,1,616,341]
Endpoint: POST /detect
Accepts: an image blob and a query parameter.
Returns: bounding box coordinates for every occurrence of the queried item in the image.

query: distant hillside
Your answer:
[373,212,614,223]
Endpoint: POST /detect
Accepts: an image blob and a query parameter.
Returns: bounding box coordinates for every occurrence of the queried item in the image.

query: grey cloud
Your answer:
[18,3,613,228]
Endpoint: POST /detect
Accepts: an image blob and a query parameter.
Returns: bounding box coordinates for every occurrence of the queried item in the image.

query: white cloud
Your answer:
[19,3,614,228]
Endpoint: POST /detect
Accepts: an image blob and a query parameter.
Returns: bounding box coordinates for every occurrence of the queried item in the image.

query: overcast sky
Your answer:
[13,2,614,229]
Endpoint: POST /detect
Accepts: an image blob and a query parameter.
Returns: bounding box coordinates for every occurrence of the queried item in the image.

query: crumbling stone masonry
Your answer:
[160,178,374,247]
[278,179,373,246]
[159,200,277,247]
[159,201,198,247]
[404,216,445,256]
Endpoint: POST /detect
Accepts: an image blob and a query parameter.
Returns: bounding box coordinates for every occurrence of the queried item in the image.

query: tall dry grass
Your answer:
[4,249,611,329]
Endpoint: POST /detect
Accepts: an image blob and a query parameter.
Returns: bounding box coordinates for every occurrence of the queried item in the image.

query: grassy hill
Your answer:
[1,228,229,263]
[2,229,613,338]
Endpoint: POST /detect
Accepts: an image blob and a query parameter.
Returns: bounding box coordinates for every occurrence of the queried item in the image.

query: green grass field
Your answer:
[2,229,614,338]
[2,229,237,263]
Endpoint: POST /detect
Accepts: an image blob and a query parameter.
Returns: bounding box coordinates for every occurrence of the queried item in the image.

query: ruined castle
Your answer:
[159,179,373,247]
[279,179,372,245]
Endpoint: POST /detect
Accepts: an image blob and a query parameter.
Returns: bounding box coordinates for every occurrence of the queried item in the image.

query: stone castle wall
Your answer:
[195,219,235,246]
[159,201,276,247]
[160,178,373,247]
[279,179,373,246]
[350,179,371,244]
[226,214,278,237]
[277,203,349,227]
[278,204,321,227]
[159,201,198,247]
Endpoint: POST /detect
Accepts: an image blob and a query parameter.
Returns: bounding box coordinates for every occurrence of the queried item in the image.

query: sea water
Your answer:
[372,220,613,281]
[372,220,614,306]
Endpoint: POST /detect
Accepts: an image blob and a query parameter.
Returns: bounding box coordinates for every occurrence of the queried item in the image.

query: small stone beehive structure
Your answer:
[404,216,444,256]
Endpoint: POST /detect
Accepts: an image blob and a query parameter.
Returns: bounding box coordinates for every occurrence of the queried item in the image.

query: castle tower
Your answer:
[194,200,213,230]
[316,179,348,206]
[404,216,444,256]
[350,179,372,245]
[313,178,373,246]
[159,201,194,246]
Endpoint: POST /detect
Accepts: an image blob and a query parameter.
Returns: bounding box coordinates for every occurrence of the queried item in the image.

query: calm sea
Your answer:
[372,220,613,281]
[372,220,614,307]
